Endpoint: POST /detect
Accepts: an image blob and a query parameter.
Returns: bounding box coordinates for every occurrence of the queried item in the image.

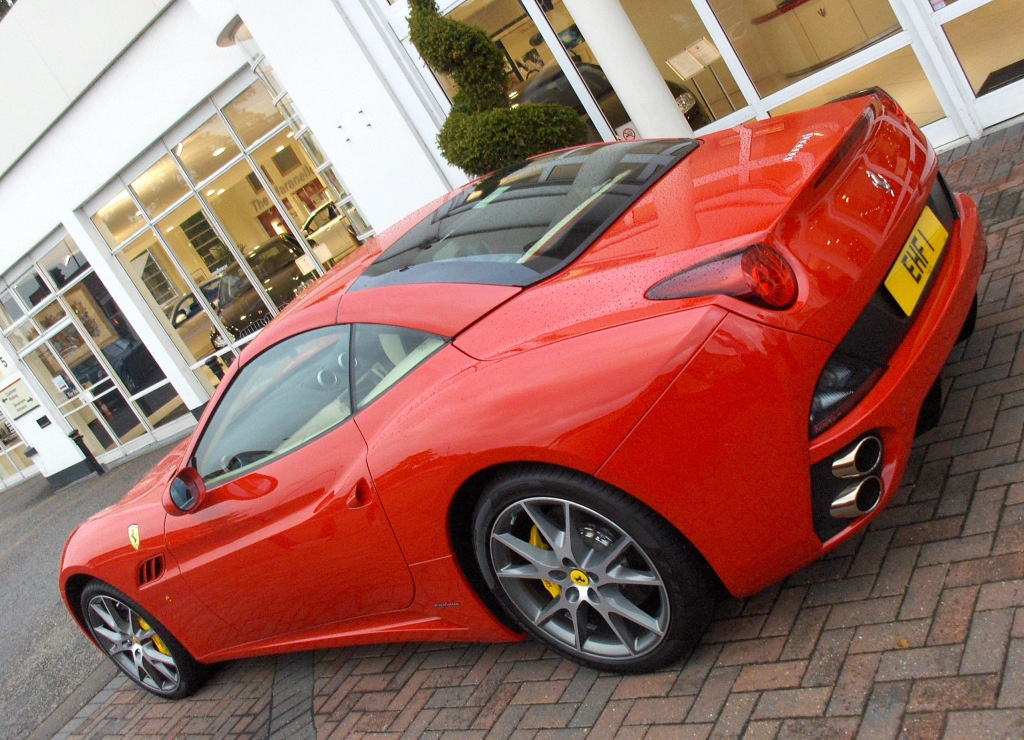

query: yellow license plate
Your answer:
[884,206,949,316]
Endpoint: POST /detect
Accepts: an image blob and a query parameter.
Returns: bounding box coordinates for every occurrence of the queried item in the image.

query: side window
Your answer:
[193,325,352,483]
[352,324,446,409]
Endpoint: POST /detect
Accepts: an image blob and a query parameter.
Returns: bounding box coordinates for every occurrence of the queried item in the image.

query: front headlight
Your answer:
[809,351,884,437]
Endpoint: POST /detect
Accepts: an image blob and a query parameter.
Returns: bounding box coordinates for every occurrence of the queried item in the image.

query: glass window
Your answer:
[67,273,170,395]
[0,454,17,478]
[161,203,231,276]
[39,238,89,289]
[320,169,367,233]
[204,160,318,317]
[6,321,39,351]
[86,65,370,390]
[63,404,116,456]
[135,383,190,428]
[5,444,35,475]
[542,0,729,127]
[443,0,605,142]
[23,344,78,405]
[34,300,67,332]
[296,131,328,169]
[13,269,51,309]
[707,0,900,99]
[0,291,24,329]
[0,419,23,450]
[255,63,286,100]
[51,324,109,393]
[942,0,1024,96]
[193,325,353,483]
[251,134,361,268]
[130,155,190,219]
[90,387,145,444]
[117,235,186,316]
[352,324,445,408]
[174,115,241,184]
[222,82,286,147]
[769,46,944,126]
[92,189,147,248]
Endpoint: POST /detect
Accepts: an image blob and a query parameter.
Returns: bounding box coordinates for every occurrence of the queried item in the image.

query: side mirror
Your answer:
[172,310,188,327]
[165,466,206,514]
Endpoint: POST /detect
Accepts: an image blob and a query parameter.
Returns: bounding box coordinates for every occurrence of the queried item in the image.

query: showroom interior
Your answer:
[0,0,1020,488]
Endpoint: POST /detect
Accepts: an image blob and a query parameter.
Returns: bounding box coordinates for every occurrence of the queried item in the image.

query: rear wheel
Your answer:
[81,581,206,699]
[472,468,714,673]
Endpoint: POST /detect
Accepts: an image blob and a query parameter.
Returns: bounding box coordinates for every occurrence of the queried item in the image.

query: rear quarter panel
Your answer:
[355,307,726,566]
[598,313,834,597]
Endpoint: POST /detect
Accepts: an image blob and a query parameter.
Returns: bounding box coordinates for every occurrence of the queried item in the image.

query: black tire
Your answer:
[80,581,207,699]
[472,467,715,673]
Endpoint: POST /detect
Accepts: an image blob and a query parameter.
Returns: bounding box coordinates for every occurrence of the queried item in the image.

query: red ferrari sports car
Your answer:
[61,90,985,698]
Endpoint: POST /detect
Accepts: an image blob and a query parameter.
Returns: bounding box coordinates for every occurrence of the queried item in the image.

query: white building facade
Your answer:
[0,0,1020,487]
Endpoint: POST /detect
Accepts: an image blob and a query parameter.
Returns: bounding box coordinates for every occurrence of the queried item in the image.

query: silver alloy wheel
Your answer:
[488,496,670,661]
[85,594,181,694]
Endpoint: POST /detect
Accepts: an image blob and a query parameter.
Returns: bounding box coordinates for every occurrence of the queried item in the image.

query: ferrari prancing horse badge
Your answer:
[128,524,141,550]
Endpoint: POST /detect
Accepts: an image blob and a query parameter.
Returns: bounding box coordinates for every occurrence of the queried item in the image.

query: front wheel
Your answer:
[472,468,715,673]
[80,581,207,699]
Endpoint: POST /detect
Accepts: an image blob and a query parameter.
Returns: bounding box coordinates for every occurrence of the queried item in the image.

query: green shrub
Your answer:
[408,0,586,176]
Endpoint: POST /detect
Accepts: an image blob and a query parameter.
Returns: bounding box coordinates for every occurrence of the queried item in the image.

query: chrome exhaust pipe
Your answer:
[831,435,882,479]
[831,476,883,519]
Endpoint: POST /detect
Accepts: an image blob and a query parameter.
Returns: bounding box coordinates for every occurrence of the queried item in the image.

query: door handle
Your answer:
[346,480,372,509]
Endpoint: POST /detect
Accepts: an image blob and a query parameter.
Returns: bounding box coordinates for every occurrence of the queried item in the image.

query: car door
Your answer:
[164,325,415,645]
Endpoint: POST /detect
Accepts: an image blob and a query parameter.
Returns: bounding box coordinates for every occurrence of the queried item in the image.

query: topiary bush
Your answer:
[408,0,587,177]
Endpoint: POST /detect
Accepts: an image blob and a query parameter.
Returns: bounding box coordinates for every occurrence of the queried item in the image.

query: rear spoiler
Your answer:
[814,88,914,190]
[829,87,897,107]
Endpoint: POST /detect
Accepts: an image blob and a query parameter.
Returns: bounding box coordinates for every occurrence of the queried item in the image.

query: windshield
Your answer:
[353,140,698,290]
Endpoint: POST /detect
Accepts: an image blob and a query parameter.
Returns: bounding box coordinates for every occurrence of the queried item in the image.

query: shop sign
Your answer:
[0,379,40,420]
[53,374,70,394]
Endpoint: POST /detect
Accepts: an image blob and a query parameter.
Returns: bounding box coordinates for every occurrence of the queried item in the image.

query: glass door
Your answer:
[925,0,1024,128]
[2,238,189,461]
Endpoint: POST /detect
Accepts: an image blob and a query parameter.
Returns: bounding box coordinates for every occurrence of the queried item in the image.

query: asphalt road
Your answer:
[0,441,180,739]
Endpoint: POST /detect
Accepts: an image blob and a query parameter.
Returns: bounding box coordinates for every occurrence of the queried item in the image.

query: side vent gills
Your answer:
[138,555,165,586]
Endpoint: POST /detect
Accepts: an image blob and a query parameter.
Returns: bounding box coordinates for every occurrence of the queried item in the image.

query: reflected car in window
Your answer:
[61,92,985,699]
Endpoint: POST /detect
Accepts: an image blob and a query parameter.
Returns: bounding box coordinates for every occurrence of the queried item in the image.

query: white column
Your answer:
[563,0,693,138]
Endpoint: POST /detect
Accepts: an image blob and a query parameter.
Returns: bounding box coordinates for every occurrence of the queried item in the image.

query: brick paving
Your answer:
[46,120,1024,739]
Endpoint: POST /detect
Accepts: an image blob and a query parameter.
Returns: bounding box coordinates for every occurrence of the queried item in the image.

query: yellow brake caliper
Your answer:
[529,526,562,598]
[138,617,171,656]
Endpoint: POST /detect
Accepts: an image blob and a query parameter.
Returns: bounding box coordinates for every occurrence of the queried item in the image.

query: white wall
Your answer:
[223,0,461,231]
[0,0,175,176]
[0,0,248,275]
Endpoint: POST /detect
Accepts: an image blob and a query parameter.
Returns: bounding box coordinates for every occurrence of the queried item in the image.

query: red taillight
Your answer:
[647,245,797,309]
[741,245,797,308]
